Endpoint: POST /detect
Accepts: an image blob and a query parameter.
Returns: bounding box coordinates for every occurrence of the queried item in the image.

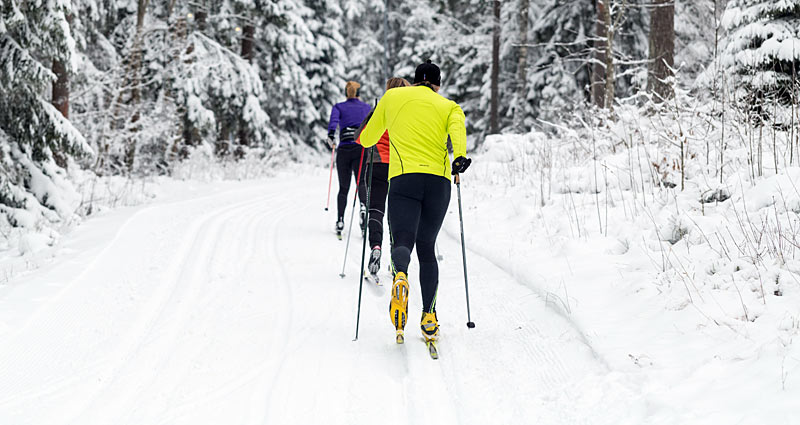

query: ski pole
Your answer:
[454,173,475,329]
[447,141,475,328]
[354,148,375,341]
[339,147,367,278]
[325,143,335,211]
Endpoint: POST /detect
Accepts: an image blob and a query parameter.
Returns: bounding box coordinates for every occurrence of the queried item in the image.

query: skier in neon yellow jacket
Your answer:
[359,60,472,345]
[359,73,468,180]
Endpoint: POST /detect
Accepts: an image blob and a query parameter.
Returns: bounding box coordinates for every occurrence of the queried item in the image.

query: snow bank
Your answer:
[465,102,800,423]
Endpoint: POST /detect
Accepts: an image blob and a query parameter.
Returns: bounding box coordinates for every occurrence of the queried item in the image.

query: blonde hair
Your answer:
[386,77,410,91]
[345,81,361,98]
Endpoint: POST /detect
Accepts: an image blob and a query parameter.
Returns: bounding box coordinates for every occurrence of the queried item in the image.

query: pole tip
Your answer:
[467,322,475,328]
[325,207,328,211]
[339,273,346,278]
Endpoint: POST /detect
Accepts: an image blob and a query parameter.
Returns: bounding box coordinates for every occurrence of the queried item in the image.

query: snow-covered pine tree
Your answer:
[254,0,345,149]
[392,0,492,141]
[497,0,543,134]
[305,0,347,145]
[0,0,93,226]
[675,0,726,87]
[721,0,800,103]
[445,0,492,139]
[179,30,271,155]
[340,0,386,102]
[528,0,595,123]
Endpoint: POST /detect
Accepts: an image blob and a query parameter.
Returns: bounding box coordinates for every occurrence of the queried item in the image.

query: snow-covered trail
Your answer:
[0,170,645,425]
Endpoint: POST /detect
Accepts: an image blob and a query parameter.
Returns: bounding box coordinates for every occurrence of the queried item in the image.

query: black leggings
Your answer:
[387,173,451,313]
[368,163,389,249]
[336,144,366,221]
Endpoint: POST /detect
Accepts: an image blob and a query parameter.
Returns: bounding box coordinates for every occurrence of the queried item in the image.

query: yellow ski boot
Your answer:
[420,311,440,342]
[389,272,409,344]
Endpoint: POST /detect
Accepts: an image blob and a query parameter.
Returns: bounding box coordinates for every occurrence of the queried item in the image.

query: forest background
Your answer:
[1,0,798,239]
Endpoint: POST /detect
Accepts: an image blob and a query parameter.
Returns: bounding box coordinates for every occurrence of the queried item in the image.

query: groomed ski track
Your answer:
[0,170,646,425]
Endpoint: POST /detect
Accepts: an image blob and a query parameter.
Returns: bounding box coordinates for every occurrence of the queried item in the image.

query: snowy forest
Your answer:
[2,1,800,423]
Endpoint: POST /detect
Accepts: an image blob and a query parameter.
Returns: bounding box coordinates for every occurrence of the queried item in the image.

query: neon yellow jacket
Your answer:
[358,86,467,181]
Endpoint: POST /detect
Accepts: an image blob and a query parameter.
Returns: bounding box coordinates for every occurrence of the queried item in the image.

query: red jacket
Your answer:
[356,130,390,164]
[374,131,390,164]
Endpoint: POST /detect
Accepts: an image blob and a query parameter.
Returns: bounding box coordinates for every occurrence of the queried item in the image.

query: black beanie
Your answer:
[414,59,441,86]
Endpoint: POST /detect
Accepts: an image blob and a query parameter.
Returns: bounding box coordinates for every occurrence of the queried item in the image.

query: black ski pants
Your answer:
[368,163,389,249]
[387,173,451,314]
[336,144,367,222]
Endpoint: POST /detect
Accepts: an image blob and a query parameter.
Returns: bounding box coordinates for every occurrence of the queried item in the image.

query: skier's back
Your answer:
[359,60,472,348]
[328,81,371,237]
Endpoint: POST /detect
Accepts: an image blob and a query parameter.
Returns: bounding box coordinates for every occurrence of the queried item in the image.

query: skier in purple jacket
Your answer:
[328,81,372,237]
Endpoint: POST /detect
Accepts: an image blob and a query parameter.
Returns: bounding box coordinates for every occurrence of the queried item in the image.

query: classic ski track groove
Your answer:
[131,198,286,423]
[0,198,265,410]
[74,195,281,423]
[0,174,643,425]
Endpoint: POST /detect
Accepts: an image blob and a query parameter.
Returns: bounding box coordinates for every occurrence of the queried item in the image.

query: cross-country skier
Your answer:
[328,81,372,238]
[364,77,411,279]
[358,60,472,345]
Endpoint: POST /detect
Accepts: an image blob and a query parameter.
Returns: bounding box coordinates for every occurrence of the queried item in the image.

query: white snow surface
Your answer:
[0,159,797,424]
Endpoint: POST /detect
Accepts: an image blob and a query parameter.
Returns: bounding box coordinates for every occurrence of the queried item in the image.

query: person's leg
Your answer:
[386,174,423,275]
[335,147,354,222]
[368,163,390,248]
[416,176,452,314]
[387,174,423,335]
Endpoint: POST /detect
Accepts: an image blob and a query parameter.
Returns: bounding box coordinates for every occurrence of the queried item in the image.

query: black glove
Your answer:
[327,136,336,148]
[451,156,472,175]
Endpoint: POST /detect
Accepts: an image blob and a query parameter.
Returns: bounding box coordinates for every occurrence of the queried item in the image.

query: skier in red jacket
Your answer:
[364,77,410,278]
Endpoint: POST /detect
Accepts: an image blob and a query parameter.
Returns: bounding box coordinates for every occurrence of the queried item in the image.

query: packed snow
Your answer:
[1,146,798,423]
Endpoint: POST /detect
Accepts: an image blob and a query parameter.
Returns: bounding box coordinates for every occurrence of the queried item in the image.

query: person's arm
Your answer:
[358,97,387,148]
[447,103,467,158]
[327,104,340,139]
[354,107,375,145]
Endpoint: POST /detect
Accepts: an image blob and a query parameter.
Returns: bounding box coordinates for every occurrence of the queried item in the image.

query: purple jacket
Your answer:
[328,98,371,146]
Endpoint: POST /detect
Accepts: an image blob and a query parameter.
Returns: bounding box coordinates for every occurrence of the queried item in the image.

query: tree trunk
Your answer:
[130,0,147,107]
[52,59,69,118]
[515,0,529,131]
[490,0,500,134]
[602,1,615,112]
[125,0,149,173]
[196,10,207,32]
[52,14,72,119]
[237,24,255,152]
[591,0,607,108]
[647,0,674,102]
[241,24,255,63]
